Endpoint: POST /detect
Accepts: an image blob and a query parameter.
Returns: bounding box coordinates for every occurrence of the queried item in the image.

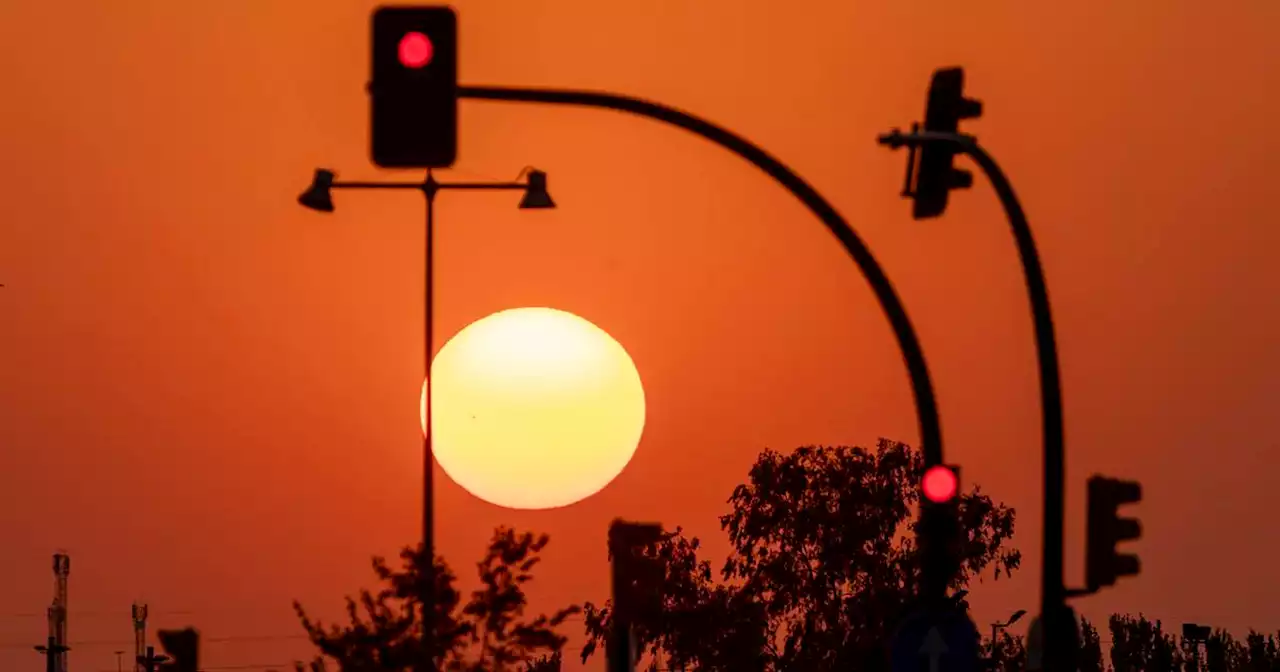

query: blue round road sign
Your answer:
[890,609,981,672]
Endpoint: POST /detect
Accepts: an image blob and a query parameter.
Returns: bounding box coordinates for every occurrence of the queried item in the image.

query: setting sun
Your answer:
[421,307,646,510]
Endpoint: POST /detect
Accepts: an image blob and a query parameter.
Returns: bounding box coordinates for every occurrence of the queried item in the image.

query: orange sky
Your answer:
[1,1,1278,670]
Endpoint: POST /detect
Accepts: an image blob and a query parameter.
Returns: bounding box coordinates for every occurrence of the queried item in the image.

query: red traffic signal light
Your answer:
[397,31,434,68]
[922,464,959,504]
[370,6,458,168]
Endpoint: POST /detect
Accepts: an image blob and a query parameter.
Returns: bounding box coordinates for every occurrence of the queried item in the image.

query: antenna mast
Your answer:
[51,553,70,672]
[132,603,148,672]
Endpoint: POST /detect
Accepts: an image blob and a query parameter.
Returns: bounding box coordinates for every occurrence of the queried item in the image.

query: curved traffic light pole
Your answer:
[457,85,954,623]
[879,128,1072,671]
[459,84,943,464]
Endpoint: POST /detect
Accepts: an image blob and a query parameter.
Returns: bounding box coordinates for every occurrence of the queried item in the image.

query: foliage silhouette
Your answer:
[1109,614,1184,672]
[580,439,1021,672]
[981,617,1280,671]
[987,629,1028,672]
[1079,617,1105,672]
[291,526,581,672]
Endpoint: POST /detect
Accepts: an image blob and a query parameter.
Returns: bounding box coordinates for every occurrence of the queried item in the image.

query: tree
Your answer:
[293,527,581,672]
[581,439,1022,672]
[1205,629,1250,672]
[986,630,1027,672]
[1243,631,1280,672]
[1079,617,1105,672]
[1109,613,1185,672]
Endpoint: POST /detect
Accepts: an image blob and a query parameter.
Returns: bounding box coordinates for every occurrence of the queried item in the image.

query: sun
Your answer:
[420,307,646,510]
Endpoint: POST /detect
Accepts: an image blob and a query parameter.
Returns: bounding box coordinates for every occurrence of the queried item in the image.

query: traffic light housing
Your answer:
[919,465,963,596]
[156,628,199,672]
[608,520,665,603]
[369,6,459,168]
[1085,475,1142,591]
[909,67,983,219]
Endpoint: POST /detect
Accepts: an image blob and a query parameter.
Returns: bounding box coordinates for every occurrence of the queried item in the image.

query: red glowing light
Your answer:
[398,31,433,68]
[922,465,959,503]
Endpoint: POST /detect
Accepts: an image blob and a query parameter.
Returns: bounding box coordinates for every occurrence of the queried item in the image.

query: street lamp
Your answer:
[990,609,1028,668]
[296,164,555,668]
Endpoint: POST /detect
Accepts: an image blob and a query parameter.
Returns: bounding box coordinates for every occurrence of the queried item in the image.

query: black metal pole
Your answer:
[457,84,951,601]
[959,141,1070,672]
[321,171,534,672]
[608,566,633,672]
[422,170,438,672]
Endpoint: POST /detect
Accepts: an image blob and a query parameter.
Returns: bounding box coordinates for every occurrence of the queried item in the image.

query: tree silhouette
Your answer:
[580,439,1021,672]
[1109,614,1185,672]
[292,527,581,672]
[945,616,1280,672]
[1204,629,1250,672]
[1242,631,1280,672]
[1079,617,1105,672]
[983,629,1028,672]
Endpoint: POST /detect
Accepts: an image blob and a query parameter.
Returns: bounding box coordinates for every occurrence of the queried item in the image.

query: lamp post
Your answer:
[991,609,1028,668]
[297,165,555,669]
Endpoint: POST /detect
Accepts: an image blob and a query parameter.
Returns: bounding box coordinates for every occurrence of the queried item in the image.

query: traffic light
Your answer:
[919,465,963,595]
[1085,475,1142,591]
[910,67,983,219]
[156,628,199,672]
[608,520,665,605]
[369,6,458,168]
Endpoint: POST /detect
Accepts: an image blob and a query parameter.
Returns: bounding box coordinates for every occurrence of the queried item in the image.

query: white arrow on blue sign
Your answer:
[890,609,981,672]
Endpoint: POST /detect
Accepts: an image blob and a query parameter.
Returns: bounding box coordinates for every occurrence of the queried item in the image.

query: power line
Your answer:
[0,634,312,651]
[1,609,209,620]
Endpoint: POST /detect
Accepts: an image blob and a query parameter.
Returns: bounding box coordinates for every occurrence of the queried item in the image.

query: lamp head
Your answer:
[1009,610,1028,625]
[299,169,337,212]
[518,169,556,209]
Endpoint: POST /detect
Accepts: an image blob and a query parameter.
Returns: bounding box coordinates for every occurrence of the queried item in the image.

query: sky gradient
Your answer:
[1,1,1278,670]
